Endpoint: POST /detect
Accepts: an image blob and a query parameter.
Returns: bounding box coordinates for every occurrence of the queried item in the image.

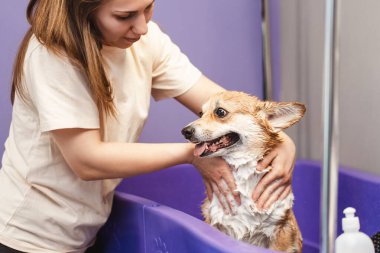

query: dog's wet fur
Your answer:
[182,91,305,253]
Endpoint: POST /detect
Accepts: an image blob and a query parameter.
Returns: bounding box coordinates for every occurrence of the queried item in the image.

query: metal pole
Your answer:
[321,0,341,252]
[261,0,273,101]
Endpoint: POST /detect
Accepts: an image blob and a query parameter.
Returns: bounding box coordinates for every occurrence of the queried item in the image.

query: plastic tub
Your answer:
[94,160,380,252]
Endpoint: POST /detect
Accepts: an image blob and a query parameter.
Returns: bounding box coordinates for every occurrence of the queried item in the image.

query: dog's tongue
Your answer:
[194,143,207,157]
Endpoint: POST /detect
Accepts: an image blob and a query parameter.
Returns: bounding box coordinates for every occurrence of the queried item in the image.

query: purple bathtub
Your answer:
[94,160,380,252]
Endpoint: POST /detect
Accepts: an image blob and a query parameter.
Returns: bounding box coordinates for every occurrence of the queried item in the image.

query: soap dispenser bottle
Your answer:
[335,207,375,253]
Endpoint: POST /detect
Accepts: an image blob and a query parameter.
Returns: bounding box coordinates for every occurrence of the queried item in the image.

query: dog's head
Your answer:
[181,91,306,158]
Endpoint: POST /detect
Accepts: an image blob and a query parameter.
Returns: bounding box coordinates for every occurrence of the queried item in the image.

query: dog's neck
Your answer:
[222,147,265,170]
[222,135,282,170]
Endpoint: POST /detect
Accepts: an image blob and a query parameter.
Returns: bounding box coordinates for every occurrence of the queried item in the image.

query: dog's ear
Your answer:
[260,101,306,132]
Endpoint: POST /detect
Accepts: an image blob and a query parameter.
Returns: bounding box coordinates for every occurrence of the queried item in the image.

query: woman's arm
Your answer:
[175,75,225,114]
[51,128,195,180]
[50,75,225,182]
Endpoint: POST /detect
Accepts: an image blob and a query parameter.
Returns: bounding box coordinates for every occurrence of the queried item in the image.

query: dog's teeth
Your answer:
[209,145,218,152]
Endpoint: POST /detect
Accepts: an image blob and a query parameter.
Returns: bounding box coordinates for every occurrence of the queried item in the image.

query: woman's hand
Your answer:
[192,156,241,214]
[252,132,296,210]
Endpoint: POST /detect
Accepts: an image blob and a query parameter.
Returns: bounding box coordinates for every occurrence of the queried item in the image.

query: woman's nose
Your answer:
[132,14,148,35]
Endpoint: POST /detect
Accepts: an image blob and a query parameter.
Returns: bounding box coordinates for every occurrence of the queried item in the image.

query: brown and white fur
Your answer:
[181,91,305,253]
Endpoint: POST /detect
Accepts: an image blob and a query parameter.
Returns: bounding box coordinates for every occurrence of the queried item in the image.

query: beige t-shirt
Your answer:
[0,21,201,253]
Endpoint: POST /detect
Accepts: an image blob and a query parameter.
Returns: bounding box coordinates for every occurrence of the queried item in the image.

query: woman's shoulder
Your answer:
[25,35,75,71]
[26,35,51,59]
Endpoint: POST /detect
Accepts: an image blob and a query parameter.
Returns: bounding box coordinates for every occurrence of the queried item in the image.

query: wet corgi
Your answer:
[182,91,305,253]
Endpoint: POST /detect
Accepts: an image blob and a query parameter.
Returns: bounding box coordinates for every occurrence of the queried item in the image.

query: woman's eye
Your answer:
[214,108,228,118]
[115,15,132,21]
[116,16,129,20]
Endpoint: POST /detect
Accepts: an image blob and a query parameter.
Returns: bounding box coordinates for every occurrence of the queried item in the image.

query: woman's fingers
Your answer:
[252,167,281,202]
[257,151,277,171]
[193,156,241,213]
[204,180,213,201]
[206,178,237,215]
[278,185,291,201]
[221,170,241,205]
[211,181,231,214]
[254,177,282,208]
[262,184,285,210]
[263,185,292,210]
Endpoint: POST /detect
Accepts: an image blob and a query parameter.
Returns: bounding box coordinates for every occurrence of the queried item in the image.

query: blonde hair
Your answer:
[12,0,116,119]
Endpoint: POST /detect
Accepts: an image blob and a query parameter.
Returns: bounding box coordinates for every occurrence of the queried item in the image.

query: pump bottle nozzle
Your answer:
[342,207,360,232]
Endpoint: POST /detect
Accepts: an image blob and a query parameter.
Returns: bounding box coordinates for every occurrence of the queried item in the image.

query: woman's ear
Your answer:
[261,101,306,132]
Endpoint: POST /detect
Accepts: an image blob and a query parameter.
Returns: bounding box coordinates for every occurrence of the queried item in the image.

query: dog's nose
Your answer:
[181,126,195,140]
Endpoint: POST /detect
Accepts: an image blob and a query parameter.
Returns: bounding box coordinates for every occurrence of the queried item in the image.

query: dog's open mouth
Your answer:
[194,132,240,157]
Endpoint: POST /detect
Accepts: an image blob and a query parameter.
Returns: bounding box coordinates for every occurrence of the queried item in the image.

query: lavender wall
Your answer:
[0,1,264,153]
[0,0,29,155]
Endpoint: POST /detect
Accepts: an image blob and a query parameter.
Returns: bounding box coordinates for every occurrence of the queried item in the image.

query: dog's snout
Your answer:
[181,126,195,140]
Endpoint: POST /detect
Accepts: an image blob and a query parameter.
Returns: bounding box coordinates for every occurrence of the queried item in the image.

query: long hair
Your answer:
[11,0,116,119]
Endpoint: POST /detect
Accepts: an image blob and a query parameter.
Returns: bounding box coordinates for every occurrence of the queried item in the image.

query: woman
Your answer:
[0,0,296,252]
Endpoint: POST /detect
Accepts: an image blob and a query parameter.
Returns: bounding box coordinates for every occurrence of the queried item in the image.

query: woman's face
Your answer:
[93,0,154,48]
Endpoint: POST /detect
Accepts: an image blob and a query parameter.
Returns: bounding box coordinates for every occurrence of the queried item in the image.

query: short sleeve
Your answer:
[24,41,100,132]
[149,22,202,101]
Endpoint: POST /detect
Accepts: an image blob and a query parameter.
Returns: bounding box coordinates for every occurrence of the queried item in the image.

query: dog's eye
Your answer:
[199,111,203,117]
[214,108,228,118]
